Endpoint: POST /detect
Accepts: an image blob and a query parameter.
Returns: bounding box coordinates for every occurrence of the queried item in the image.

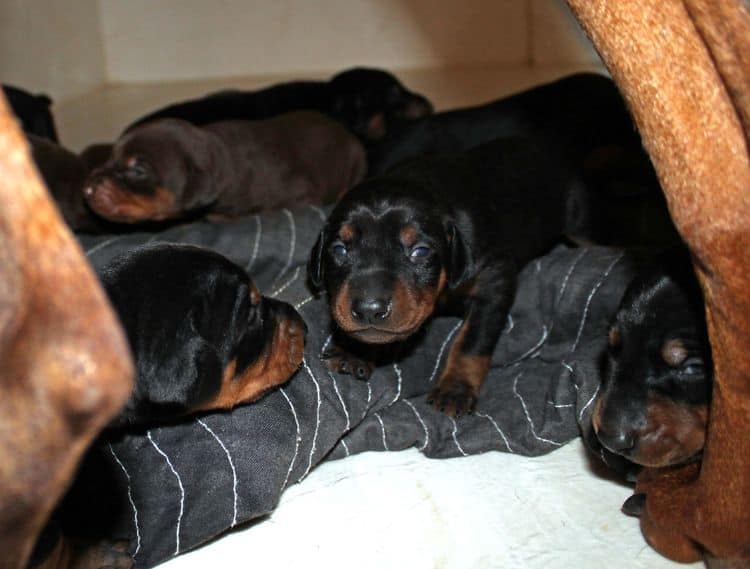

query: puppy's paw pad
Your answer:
[427,382,477,417]
[321,346,373,380]
[621,493,646,517]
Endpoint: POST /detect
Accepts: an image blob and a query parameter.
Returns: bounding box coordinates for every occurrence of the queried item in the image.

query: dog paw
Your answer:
[621,493,646,517]
[427,380,477,417]
[321,344,373,380]
[71,538,133,568]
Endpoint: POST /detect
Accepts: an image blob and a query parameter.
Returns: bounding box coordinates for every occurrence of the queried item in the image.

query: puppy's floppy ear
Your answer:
[446,222,472,289]
[308,225,328,291]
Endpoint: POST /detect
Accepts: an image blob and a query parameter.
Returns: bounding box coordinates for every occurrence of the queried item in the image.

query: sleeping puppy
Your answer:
[28,243,306,567]
[27,135,106,233]
[592,249,711,469]
[366,73,678,248]
[309,136,579,416]
[83,111,366,224]
[123,67,433,143]
[3,84,59,142]
[99,243,306,428]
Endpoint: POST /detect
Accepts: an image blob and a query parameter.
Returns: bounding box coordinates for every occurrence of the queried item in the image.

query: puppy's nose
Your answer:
[351,297,391,324]
[596,427,636,456]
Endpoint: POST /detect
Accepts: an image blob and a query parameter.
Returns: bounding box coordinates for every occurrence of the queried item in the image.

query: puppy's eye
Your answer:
[681,357,705,375]
[331,242,348,257]
[409,245,431,260]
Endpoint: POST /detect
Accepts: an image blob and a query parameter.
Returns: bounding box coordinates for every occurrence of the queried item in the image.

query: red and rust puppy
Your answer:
[83,111,366,224]
[592,249,711,470]
[309,136,579,416]
[100,243,306,428]
[123,67,433,143]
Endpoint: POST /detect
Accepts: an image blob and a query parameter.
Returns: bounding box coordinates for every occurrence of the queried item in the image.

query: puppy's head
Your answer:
[102,244,306,426]
[309,180,470,344]
[329,67,433,141]
[83,119,216,223]
[592,254,711,468]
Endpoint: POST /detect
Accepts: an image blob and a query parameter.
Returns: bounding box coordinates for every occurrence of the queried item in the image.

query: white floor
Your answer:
[55,65,700,569]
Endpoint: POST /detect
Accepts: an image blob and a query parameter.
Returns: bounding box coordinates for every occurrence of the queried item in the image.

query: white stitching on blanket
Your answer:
[270,266,301,298]
[375,413,389,451]
[272,209,296,286]
[512,374,562,447]
[108,444,141,556]
[365,382,372,417]
[300,358,321,481]
[309,204,328,223]
[428,320,463,383]
[294,295,314,310]
[556,248,588,304]
[571,253,623,352]
[340,438,351,457]
[197,419,238,528]
[503,314,514,334]
[321,334,332,356]
[450,417,468,456]
[146,431,185,556]
[579,384,601,422]
[403,400,429,451]
[548,402,575,408]
[328,369,350,430]
[279,388,301,490]
[504,325,549,366]
[85,236,123,257]
[475,412,513,453]
[391,362,403,404]
[246,215,262,272]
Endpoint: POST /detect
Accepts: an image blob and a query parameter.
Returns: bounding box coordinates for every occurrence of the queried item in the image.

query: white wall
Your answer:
[0,0,599,99]
[0,0,106,101]
[98,0,599,83]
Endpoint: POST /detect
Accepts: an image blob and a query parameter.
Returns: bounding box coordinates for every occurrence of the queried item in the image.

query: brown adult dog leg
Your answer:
[566,0,750,564]
[0,94,134,567]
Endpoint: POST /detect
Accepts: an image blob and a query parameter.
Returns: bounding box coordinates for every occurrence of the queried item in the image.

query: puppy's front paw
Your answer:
[321,344,374,380]
[427,378,477,417]
[71,538,133,568]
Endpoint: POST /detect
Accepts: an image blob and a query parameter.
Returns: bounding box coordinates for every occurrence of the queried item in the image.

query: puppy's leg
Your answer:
[428,263,515,417]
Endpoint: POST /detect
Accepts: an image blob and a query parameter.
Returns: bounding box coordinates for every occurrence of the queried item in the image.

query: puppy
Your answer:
[29,243,306,568]
[124,67,433,143]
[100,243,306,428]
[27,135,106,233]
[3,84,59,142]
[309,136,578,416]
[83,111,366,224]
[366,73,678,248]
[592,249,711,469]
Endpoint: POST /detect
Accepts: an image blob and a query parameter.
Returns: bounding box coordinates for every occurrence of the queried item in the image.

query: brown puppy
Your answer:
[83,111,366,224]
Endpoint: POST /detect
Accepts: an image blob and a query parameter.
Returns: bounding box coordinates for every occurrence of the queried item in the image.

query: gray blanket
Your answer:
[72,205,631,568]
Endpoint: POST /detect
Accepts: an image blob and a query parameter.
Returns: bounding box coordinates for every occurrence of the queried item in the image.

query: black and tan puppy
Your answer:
[3,84,59,142]
[366,73,679,249]
[27,135,106,233]
[29,243,306,568]
[309,137,580,416]
[100,243,306,428]
[124,67,433,143]
[592,249,711,469]
[83,111,366,224]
